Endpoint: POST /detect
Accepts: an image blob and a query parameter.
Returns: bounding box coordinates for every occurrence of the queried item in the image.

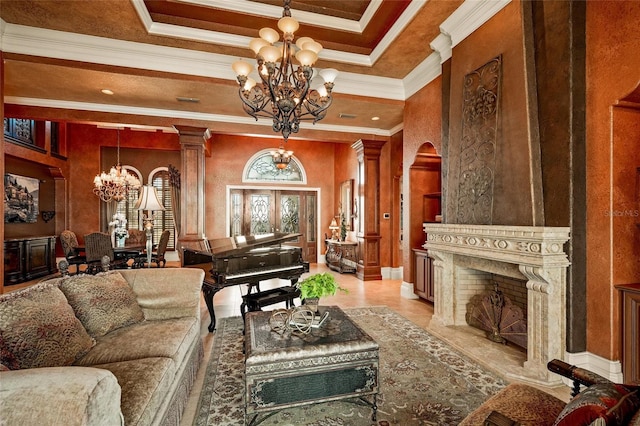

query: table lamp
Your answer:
[329,218,340,240]
[135,185,165,267]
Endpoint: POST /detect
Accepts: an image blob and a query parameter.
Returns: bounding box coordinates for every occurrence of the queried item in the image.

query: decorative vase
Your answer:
[303,297,320,313]
[116,235,126,247]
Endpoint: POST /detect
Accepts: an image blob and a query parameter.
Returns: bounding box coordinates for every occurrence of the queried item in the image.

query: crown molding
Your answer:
[440,0,511,48]
[5,96,394,137]
[0,18,6,45]
[403,52,442,99]
[430,33,452,64]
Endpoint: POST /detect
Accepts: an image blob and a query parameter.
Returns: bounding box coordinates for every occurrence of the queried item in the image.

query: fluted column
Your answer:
[175,126,210,258]
[351,139,386,280]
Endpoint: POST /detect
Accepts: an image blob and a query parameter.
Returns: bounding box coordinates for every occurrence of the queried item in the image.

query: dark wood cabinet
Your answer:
[4,236,57,284]
[413,249,434,302]
[325,239,358,274]
[616,283,640,385]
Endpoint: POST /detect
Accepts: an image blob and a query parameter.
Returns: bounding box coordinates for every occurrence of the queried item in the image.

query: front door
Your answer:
[230,189,317,263]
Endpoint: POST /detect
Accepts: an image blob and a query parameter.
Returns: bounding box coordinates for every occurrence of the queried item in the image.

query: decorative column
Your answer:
[351,139,386,281]
[174,126,210,258]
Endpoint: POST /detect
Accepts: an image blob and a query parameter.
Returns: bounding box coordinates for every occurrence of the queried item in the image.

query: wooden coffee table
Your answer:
[244,305,379,425]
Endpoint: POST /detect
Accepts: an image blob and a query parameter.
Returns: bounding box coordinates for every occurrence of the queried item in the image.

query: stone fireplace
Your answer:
[423,224,570,385]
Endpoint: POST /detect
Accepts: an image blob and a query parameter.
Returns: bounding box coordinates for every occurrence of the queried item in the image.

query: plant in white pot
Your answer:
[296,272,348,312]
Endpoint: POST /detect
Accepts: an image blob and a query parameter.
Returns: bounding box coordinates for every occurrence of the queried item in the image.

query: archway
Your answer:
[408,142,441,301]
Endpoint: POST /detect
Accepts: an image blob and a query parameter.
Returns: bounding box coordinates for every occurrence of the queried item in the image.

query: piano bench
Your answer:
[241,286,301,321]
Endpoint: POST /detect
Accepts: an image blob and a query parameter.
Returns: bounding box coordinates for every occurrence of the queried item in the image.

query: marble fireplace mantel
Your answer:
[422,224,571,385]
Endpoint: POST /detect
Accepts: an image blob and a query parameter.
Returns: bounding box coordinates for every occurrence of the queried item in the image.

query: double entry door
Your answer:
[229,189,317,263]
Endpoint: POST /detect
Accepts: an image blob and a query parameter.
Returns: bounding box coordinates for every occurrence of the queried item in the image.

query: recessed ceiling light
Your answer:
[371,116,380,121]
[101,89,114,95]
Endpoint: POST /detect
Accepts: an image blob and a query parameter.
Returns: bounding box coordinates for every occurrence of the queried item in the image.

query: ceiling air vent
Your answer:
[176,97,200,103]
[339,113,357,119]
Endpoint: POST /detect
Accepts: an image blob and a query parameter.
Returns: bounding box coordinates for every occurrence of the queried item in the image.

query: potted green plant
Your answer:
[296,272,348,312]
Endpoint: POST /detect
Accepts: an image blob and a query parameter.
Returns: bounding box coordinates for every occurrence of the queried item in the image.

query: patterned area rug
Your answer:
[193,306,506,425]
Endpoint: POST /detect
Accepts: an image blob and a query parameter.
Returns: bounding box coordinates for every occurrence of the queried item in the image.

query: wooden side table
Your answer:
[325,239,358,274]
[616,283,640,385]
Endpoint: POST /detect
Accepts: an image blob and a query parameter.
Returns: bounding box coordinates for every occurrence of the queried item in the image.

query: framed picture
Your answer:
[4,173,39,223]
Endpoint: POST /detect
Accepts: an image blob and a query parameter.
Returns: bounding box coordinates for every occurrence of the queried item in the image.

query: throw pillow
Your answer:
[0,282,95,369]
[554,383,640,426]
[58,271,145,338]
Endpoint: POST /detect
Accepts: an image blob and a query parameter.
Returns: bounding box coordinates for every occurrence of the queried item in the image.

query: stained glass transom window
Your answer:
[243,150,306,183]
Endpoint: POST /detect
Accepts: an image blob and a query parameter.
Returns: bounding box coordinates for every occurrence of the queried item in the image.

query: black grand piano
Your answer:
[183,232,309,332]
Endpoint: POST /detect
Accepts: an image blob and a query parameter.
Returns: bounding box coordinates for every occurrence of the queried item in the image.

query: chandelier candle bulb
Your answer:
[278,16,299,34]
[295,50,317,66]
[232,60,252,77]
[259,27,279,44]
[295,36,314,50]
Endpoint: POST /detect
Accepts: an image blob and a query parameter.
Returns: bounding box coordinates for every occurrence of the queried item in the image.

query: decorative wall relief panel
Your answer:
[456,56,502,224]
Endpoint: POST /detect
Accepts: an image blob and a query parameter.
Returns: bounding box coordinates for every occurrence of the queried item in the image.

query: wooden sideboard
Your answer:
[325,239,358,274]
[616,283,640,385]
[4,236,57,285]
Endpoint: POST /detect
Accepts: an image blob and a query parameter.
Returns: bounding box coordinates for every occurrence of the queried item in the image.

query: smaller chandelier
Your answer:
[232,0,338,142]
[93,130,141,203]
[271,145,294,170]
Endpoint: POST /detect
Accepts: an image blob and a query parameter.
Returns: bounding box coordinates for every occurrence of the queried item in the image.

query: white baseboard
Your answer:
[400,281,419,299]
[564,351,623,383]
[381,266,403,280]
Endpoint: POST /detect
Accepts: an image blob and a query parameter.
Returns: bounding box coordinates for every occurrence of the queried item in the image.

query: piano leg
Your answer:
[201,282,220,332]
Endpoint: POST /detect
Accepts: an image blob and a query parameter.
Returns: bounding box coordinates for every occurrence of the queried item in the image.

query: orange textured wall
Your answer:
[203,134,341,245]
[585,0,640,360]
[403,77,442,283]
[66,125,180,244]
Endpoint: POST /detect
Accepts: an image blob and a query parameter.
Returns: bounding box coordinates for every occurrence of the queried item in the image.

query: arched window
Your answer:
[149,167,175,250]
[115,166,175,250]
[115,166,143,231]
[243,149,306,184]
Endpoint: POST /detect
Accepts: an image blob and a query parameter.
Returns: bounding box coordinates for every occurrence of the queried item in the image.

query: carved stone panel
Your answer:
[456,56,502,224]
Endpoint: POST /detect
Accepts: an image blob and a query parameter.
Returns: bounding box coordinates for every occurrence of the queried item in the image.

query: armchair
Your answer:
[59,230,86,274]
[460,359,640,426]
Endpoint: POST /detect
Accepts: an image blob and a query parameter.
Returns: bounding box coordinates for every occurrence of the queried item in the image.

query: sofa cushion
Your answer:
[58,271,145,338]
[92,357,175,426]
[76,317,199,368]
[554,383,640,426]
[0,283,95,369]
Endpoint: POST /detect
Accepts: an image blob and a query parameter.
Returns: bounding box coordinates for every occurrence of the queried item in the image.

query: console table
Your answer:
[325,239,358,273]
[4,236,57,284]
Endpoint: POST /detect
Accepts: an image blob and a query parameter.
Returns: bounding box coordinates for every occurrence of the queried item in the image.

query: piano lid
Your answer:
[207,232,301,257]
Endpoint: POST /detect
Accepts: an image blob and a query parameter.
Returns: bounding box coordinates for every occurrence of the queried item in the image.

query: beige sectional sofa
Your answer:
[0,268,205,426]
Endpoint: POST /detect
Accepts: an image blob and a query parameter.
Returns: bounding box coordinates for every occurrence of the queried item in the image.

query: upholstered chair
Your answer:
[59,230,86,274]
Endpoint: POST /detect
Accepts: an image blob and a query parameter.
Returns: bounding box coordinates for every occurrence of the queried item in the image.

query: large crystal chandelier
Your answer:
[93,130,141,202]
[232,0,339,143]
